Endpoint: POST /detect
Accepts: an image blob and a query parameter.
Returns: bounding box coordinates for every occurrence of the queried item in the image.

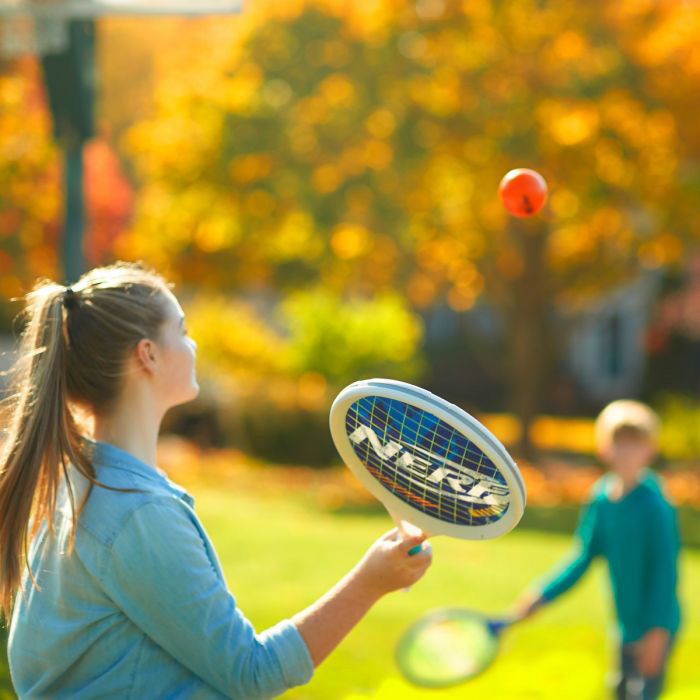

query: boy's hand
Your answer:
[635,627,670,677]
[511,590,545,622]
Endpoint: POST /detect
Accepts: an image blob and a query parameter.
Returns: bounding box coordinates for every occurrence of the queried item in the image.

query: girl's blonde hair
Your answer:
[0,261,173,616]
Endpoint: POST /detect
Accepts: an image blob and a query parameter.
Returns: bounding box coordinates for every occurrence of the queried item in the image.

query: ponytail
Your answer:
[0,284,90,615]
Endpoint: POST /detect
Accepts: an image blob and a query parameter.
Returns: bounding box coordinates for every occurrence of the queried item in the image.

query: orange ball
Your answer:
[499,168,548,217]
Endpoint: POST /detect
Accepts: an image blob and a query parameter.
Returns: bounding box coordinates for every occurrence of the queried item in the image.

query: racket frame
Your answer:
[330,378,526,540]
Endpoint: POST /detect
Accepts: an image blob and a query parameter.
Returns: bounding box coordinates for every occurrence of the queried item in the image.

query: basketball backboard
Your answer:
[0,0,242,17]
[0,0,242,55]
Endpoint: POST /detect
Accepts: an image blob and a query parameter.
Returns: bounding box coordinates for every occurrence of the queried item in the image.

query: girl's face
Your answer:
[154,292,199,409]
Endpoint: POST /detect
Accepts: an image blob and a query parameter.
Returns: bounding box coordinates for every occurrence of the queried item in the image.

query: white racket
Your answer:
[329,379,526,550]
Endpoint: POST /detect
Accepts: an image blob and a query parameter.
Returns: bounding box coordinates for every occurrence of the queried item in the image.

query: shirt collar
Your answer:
[82,437,194,507]
[604,468,655,501]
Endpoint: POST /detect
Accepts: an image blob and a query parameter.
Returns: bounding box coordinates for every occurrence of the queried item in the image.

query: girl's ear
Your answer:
[134,338,158,375]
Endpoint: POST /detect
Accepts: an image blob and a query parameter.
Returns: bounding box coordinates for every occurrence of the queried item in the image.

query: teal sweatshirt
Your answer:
[538,470,681,644]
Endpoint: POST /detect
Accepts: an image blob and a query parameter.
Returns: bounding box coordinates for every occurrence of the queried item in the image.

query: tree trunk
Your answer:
[505,217,550,459]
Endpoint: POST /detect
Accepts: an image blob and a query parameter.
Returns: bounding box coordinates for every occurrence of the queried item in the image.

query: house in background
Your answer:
[421,261,700,415]
[564,272,660,405]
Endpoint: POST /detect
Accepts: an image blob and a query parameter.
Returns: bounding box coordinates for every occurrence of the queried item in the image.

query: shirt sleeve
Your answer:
[98,497,314,699]
[644,499,680,631]
[538,498,601,603]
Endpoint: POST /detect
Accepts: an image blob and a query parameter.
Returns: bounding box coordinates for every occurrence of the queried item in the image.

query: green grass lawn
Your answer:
[2,483,698,699]
[194,485,700,700]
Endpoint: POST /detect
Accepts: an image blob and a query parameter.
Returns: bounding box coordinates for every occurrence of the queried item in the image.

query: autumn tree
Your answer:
[120,0,699,452]
[0,56,61,326]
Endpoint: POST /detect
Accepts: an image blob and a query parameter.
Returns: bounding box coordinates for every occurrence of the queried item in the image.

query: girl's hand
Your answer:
[292,528,432,667]
[354,528,432,598]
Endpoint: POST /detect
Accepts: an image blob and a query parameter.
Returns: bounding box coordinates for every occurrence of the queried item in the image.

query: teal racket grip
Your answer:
[407,541,431,556]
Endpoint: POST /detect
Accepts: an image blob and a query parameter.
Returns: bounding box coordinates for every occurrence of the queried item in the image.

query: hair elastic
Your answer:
[63,287,79,311]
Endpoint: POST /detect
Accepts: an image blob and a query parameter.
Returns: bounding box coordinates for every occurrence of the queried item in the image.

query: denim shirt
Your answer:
[8,440,314,699]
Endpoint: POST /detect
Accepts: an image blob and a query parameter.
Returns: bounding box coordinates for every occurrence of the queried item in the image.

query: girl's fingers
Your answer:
[398,533,427,555]
[380,527,400,542]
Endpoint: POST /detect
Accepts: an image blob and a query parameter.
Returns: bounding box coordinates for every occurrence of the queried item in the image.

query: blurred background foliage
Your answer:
[114,0,700,445]
[2,0,700,458]
[3,2,700,697]
[180,288,424,463]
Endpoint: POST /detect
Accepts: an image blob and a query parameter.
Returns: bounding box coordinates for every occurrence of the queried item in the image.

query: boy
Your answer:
[512,400,681,700]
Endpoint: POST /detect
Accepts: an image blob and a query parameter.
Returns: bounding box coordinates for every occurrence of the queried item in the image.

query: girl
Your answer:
[1,262,431,699]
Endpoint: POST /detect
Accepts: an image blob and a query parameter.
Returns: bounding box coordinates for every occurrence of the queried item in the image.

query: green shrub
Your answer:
[656,395,700,463]
[237,400,337,466]
[281,288,425,387]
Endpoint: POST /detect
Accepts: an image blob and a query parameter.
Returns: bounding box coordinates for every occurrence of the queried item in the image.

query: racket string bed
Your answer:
[347,401,504,526]
[396,608,504,687]
[346,397,510,527]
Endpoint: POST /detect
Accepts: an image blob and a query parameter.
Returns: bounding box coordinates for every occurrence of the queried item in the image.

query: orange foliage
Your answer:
[157,436,700,512]
[116,0,699,304]
[84,137,134,266]
[0,57,61,296]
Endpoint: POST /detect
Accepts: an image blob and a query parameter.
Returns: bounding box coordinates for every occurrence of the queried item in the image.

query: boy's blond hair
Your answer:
[595,399,660,451]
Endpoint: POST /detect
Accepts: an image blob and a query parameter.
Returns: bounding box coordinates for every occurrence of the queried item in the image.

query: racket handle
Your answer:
[486,618,514,636]
[402,541,431,592]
